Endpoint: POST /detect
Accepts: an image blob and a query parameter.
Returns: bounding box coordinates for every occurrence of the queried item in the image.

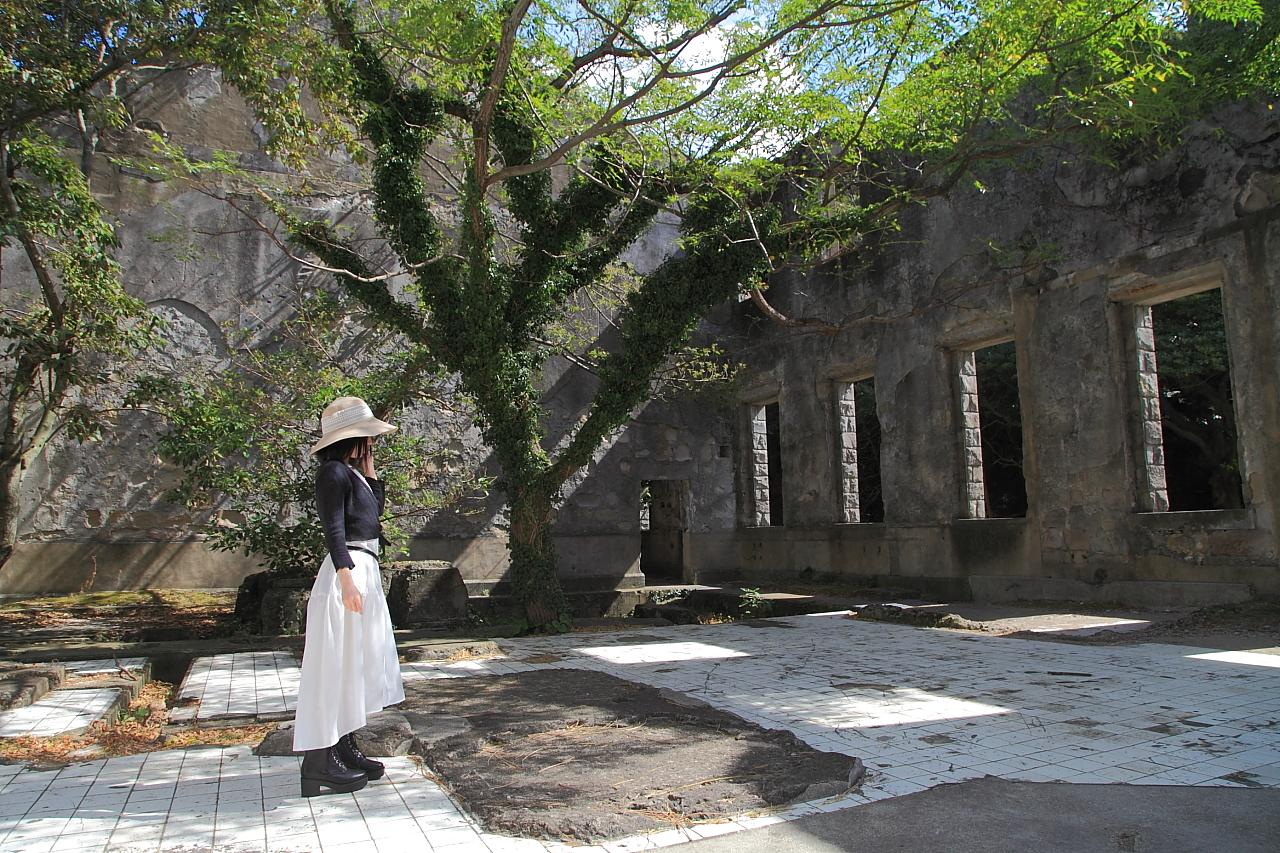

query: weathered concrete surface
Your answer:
[0,541,257,595]
[0,663,65,711]
[681,777,1280,853]
[384,561,467,629]
[256,710,414,757]
[5,64,1278,609]
[0,65,718,596]
[712,100,1280,606]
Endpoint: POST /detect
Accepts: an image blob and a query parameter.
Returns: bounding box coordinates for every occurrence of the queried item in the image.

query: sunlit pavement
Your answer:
[2,613,1278,852]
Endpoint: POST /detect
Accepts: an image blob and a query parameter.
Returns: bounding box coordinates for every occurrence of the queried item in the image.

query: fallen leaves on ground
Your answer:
[0,681,173,765]
[163,723,276,750]
[0,679,275,767]
[444,647,503,663]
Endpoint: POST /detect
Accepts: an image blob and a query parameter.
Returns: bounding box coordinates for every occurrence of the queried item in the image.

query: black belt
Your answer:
[349,545,380,560]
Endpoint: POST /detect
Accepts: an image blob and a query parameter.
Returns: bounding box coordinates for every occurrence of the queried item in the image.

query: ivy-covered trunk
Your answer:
[281,1,781,634]
[472,360,574,631]
[508,481,570,631]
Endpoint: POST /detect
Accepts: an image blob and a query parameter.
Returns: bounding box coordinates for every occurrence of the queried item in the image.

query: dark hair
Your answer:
[317,436,368,463]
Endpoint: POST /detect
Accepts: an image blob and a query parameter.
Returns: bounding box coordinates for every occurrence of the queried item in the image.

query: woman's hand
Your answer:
[355,440,377,479]
[336,568,364,614]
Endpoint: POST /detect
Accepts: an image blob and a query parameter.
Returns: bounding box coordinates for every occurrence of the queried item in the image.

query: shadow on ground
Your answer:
[681,776,1280,853]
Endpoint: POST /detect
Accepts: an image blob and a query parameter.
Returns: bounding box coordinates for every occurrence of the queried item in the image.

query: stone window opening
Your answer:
[957,340,1028,519]
[1133,287,1244,512]
[748,401,785,526]
[835,378,884,523]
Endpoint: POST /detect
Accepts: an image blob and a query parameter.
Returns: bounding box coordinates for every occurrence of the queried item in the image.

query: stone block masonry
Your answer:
[836,381,861,524]
[749,404,772,527]
[957,351,987,520]
[1133,305,1171,513]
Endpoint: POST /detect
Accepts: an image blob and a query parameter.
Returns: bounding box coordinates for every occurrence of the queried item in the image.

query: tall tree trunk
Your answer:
[0,454,22,569]
[0,355,70,572]
[471,355,573,632]
[508,482,570,631]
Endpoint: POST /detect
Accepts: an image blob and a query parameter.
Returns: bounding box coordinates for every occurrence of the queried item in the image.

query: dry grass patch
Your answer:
[0,590,237,641]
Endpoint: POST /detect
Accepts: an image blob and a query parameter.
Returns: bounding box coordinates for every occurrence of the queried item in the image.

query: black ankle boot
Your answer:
[336,732,385,781]
[300,746,367,797]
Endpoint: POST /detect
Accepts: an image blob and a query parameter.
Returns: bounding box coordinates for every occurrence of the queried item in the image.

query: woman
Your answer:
[293,396,406,797]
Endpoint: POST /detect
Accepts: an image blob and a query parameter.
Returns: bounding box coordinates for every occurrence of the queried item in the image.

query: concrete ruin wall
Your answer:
[692,100,1280,607]
[0,67,730,594]
[3,65,1277,608]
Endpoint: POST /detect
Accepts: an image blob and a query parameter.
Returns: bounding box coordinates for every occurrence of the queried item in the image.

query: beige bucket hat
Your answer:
[310,396,397,455]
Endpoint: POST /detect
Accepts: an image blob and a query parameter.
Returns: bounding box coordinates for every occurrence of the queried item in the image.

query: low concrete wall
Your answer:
[1,532,649,596]
[409,532,647,592]
[690,512,1278,606]
[0,540,259,595]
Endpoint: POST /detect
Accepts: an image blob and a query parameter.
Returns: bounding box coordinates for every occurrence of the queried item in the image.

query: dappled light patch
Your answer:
[574,641,750,665]
[1185,650,1280,669]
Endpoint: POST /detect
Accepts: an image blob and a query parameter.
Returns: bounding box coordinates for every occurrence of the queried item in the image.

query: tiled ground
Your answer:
[1,614,1278,852]
[0,658,151,739]
[0,689,124,739]
[169,652,300,723]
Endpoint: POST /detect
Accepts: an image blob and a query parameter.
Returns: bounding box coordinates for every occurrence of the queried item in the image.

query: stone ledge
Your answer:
[969,575,1255,609]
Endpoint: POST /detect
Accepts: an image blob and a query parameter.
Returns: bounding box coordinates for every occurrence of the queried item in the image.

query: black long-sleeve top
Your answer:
[315,459,386,569]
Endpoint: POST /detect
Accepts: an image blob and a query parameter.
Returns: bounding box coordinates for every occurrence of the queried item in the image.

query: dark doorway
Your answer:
[854,378,884,523]
[641,480,688,582]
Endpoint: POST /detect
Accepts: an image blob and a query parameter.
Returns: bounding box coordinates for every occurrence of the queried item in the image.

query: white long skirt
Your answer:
[292,551,405,752]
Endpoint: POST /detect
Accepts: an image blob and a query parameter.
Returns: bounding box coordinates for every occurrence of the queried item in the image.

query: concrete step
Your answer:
[0,686,129,738]
[169,651,299,725]
[0,663,67,712]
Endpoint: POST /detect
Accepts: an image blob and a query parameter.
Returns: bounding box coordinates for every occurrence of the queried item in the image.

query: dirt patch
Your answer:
[402,669,861,843]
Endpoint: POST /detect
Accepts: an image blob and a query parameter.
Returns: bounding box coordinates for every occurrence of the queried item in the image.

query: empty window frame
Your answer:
[748,401,785,526]
[958,341,1028,519]
[835,378,884,523]
[1134,288,1243,512]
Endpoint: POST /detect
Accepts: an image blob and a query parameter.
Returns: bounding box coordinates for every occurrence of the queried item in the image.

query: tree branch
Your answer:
[475,0,535,189]
[0,140,66,325]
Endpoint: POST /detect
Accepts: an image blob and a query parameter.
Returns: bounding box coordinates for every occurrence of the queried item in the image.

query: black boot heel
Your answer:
[337,733,386,781]
[301,775,366,797]
[300,747,368,797]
